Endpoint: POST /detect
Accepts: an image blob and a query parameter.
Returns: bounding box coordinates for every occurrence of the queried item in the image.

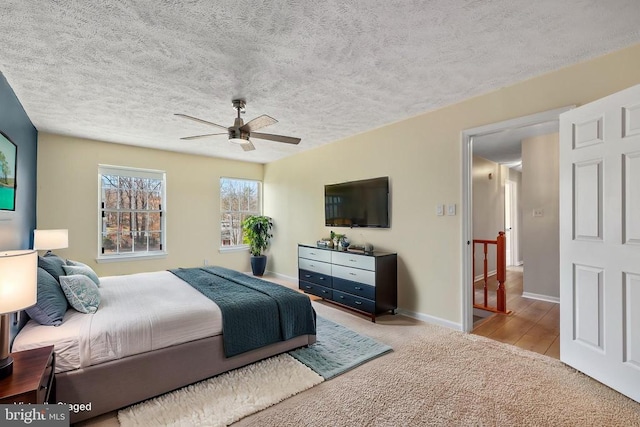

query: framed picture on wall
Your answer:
[0,131,17,211]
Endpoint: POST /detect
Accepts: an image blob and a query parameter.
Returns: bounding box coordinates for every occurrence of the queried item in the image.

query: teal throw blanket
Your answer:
[170,266,316,357]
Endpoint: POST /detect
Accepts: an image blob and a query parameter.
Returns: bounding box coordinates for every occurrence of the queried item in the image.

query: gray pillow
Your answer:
[59,275,101,314]
[63,261,100,286]
[38,254,66,283]
[25,267,69,326]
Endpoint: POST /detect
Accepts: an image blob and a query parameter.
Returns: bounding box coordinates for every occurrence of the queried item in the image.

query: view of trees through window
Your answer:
[100,171,164,256]
[220,178,261,247]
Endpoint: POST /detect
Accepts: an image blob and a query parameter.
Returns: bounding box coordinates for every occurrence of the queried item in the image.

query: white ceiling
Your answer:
[472,120,560,171]
[1,1,640,164]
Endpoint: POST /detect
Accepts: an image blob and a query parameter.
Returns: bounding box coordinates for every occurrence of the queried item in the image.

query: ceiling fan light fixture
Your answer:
[229,137,249,145]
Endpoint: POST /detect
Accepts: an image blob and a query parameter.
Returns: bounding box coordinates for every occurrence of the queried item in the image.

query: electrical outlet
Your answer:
[447,204,456,216]
[533,208,544,217]
[204,259,209,266]
[436,204,444,216]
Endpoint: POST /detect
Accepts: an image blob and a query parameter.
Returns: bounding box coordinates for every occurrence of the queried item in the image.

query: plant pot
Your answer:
[250,255,267,276]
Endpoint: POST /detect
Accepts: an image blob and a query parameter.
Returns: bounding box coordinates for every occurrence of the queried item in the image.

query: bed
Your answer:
[12,264,316,424]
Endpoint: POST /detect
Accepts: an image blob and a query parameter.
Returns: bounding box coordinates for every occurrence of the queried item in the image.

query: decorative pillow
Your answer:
[38,254,67,283]
[63,261,100,286]
[25,268,69,326]
[59,275,101,314]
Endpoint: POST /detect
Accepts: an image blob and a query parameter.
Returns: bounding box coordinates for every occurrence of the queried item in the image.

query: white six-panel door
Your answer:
[559,84,640,402]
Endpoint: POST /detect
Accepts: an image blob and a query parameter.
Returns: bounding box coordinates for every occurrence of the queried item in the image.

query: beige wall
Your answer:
[36,133,263,276]
[264,43,640,327]
[472,156,508,277]
[521,133,560,299]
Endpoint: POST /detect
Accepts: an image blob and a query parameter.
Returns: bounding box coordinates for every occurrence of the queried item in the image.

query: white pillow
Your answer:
[64,260,100,286]
[59,274,101,314]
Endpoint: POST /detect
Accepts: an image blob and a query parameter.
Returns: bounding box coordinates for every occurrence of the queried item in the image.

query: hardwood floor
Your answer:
[471,267,560,359]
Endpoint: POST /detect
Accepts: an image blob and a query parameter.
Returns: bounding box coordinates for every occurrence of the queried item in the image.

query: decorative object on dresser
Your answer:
[33,229,69,255]
[242,215,274,276]
[298,244,397,322]
[0,345,55,404]
[0,249,37,379]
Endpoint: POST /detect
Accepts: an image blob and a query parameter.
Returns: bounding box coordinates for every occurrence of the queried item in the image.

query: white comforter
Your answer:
[13,271,223,373]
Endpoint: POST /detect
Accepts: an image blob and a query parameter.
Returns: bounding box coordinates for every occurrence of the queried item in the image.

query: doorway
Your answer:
[504,179,518,267]
[461,106,572,332]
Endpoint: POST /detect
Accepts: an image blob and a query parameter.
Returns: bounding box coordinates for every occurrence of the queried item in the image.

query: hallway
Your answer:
[471,267,560,359]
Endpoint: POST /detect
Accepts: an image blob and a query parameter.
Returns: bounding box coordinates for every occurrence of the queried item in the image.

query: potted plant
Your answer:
[241,215,273,276]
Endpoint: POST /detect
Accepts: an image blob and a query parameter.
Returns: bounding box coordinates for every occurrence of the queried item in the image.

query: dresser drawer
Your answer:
[333,277,375,300]
[331,251,375,271]
[299,246,332,263]
[299,281,333,299]
[332,264,376,287]
[298,257,332,276]
[299,269,332,287]
[332,290,375,313]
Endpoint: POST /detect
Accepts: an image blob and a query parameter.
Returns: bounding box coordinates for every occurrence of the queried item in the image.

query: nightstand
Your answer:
[0,345,55,404]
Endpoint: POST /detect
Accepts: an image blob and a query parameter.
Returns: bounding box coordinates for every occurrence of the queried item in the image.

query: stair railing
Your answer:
[472,231,508,313]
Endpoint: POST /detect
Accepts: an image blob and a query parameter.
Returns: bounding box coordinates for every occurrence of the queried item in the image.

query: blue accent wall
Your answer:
[0,72,37,250]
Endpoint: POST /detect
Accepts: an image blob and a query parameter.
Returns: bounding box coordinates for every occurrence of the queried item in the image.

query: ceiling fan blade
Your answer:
[241,140,256,151]
[180,133,227,140]
[174,114,228,131]
[240,115,278,132]
[250,132,301,145]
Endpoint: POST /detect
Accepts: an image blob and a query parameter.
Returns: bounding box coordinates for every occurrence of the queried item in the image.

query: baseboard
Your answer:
[522,292,560,304]
[474,270,497,282]
[396,309,463,331]
[266,270,298,283]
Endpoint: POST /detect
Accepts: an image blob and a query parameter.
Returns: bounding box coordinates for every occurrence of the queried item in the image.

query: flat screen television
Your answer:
[325,176,390,228]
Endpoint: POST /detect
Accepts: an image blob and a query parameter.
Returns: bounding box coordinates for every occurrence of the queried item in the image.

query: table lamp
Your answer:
[33,229,69,254]
[0,249,38,379]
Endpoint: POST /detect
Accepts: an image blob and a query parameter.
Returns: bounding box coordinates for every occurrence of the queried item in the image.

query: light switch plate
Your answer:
[447,204,456,216]
[436,204,444,216]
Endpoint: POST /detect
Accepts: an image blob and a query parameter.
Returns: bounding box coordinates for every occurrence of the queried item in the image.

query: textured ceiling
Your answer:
[1,1,640,164]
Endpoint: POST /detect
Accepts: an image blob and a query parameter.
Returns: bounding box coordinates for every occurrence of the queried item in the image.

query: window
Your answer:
[220,177,261,249]
[98,165,166,260]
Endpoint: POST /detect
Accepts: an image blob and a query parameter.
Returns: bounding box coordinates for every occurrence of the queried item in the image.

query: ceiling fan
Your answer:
[175,99,301,151]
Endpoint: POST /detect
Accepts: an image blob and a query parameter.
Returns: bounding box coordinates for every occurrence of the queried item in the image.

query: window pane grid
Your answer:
[99,167,165,257]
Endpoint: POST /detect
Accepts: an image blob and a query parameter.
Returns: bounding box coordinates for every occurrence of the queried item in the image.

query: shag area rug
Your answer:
[117,317,392,426]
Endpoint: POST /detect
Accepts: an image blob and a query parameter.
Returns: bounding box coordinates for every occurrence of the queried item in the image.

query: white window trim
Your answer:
[218,244,249,254]
[97,164,167,262]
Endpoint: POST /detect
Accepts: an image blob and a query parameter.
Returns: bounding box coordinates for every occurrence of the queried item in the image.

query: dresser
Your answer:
[298,244,397,321]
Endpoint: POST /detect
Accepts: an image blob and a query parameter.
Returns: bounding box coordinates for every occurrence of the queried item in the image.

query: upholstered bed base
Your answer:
[58,333,316,423]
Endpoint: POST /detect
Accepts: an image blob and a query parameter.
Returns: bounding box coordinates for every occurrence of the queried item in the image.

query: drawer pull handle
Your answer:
[304,286,311,289]
[339,296,345,299]
[319,277,325,280]
[322,290,328,294]
[309,264,315,267]
[310,252,316,255]
[355,301,362,305]
[349,272,356,276]
[354,286,362,290]
[304,274,312,278]
[349,259,357,262]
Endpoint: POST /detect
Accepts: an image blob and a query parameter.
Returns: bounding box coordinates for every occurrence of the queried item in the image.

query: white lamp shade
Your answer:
[0,250,38,314]
[33,229,69,250]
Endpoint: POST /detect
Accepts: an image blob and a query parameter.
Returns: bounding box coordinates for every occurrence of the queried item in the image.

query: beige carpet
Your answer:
[234,301,640,427]
[78,299,640,427]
